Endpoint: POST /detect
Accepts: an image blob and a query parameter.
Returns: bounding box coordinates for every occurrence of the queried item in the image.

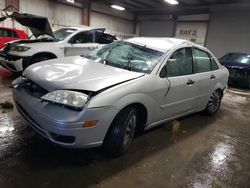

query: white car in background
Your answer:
[0,27,116,73]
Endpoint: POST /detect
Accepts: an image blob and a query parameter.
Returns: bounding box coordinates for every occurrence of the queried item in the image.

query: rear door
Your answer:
[65,29,104,56]
[192,48,219,108]
[155,47,198,120]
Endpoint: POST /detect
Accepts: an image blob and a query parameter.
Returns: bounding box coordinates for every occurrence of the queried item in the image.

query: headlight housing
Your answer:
[11,45,31,52]
[41,90,89,110]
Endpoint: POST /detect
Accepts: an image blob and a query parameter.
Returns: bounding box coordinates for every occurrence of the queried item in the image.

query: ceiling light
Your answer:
[164,0,179,5]
[111,4,125,11]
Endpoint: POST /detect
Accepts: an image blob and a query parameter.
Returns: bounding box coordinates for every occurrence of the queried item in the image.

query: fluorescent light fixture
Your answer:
[164,0,179,5]
[67,0,74,3]
[111,4,125,11]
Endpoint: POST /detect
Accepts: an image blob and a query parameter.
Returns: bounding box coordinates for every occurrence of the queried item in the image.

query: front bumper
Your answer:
[0,52,29,72]
[228,76,249,86]
[12,87,119,148]
[227,68,249,86]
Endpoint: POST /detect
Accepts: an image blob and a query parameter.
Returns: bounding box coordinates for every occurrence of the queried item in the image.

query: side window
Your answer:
[193,48,211,73]
[0,29,18,38]
[164,48,193,77]
[69,31,94,44]
[11,30,18,38]
[210,55,219,70]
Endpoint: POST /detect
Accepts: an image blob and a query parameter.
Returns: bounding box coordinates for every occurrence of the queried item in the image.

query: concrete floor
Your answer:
[0,67,250,188]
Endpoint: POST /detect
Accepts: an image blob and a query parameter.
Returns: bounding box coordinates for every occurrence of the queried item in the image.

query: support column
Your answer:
[5,0,19,11]
[82,0,90,26]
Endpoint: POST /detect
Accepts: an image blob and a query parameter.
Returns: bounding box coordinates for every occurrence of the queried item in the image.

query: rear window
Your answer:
[193,48,211,73]
[0,29,18,38]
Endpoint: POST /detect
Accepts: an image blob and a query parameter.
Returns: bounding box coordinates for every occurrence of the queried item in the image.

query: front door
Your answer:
[155,47,198,121]
[65,29,105,57]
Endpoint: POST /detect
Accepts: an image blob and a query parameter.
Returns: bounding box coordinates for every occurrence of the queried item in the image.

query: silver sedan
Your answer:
[12,37,229,156]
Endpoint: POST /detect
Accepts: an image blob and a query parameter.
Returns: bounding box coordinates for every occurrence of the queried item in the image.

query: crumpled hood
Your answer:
[220,60,250,70]
[24,56,145,92]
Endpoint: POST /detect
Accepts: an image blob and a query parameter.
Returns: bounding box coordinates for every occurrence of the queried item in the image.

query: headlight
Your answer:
[41,90,89,110]
[11,45,31,52]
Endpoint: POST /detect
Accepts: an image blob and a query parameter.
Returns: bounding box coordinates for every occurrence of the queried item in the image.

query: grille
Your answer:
[227,68,244,79]
[23,80,48,98]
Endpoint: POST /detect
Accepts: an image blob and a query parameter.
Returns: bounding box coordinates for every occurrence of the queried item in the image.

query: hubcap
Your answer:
[123,114,136,149]
[207,91,221,112]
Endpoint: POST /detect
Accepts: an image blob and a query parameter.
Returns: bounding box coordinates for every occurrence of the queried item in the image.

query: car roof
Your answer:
[126,37,202,53]
[59,26,105,32]
[0,26,25,32]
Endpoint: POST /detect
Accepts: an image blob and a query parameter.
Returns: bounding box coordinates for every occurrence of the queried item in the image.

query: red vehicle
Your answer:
[0,26,28,49]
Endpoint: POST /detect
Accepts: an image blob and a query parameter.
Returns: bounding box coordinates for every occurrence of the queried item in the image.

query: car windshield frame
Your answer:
[221,53,250,64]
[54,28,77,41]
[86,41,164,74]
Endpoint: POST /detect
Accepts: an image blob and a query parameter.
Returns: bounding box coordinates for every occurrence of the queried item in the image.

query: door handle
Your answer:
[88,46,97,50]
[186,79,195,85]
[210,74,216,79]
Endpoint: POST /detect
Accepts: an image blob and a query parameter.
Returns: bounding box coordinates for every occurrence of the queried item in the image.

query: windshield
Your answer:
[87,41,164,73]
[54,28,76,41]
[221,53,250,64]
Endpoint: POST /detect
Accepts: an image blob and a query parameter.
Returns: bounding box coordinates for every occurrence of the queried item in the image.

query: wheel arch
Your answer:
[213,82,226,97]
[31,51,57,60]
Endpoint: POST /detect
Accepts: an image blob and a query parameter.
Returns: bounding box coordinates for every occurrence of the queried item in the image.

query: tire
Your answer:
[204,90,222,115]
[23,54,55,70]
[103,107,137,157]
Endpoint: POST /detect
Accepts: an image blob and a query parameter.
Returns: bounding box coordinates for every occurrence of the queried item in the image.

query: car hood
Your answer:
[23,56,145,92]
[9,12,54,38]
[220,60,250,70]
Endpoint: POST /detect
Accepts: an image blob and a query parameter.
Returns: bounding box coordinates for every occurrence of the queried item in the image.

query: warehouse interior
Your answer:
[0,0,250,187]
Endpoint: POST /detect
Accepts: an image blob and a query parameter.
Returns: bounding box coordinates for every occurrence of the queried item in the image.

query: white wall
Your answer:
[205,9,250,57]
[20,0,82,29]
[90,11,135,38]
[139,21,175,37]
[90,2,136,38]
[137,15,175,37]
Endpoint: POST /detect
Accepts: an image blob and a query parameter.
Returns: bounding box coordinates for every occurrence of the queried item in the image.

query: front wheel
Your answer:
[103,107,137,157]
[204,90,222,115]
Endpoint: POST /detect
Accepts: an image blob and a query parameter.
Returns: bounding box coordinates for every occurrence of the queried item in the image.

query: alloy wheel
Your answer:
[207,91,221,113]
[123,114,136,150]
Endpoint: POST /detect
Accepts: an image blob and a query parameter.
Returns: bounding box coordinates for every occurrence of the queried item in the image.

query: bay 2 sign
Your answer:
[175,22,208,46]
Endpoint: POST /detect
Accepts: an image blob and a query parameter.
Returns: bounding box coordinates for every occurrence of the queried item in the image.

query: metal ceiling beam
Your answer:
[133,0,165,8]
[121,0,149,8]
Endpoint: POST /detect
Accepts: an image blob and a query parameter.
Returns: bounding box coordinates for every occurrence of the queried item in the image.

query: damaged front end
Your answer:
[227,68,250,85]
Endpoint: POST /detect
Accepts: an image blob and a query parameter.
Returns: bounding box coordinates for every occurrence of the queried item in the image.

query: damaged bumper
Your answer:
[12,84,118,148]
[0,51,30,72]
[227,68,249,85]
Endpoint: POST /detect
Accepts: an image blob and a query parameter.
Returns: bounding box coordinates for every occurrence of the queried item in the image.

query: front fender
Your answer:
[112,93,157,125]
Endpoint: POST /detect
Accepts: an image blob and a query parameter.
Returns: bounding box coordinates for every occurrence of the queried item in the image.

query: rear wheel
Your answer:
[103,107,137,157]
[204,90,222,115]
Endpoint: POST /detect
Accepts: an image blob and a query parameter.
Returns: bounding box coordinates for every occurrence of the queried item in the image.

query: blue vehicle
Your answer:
[219,53,250,88]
